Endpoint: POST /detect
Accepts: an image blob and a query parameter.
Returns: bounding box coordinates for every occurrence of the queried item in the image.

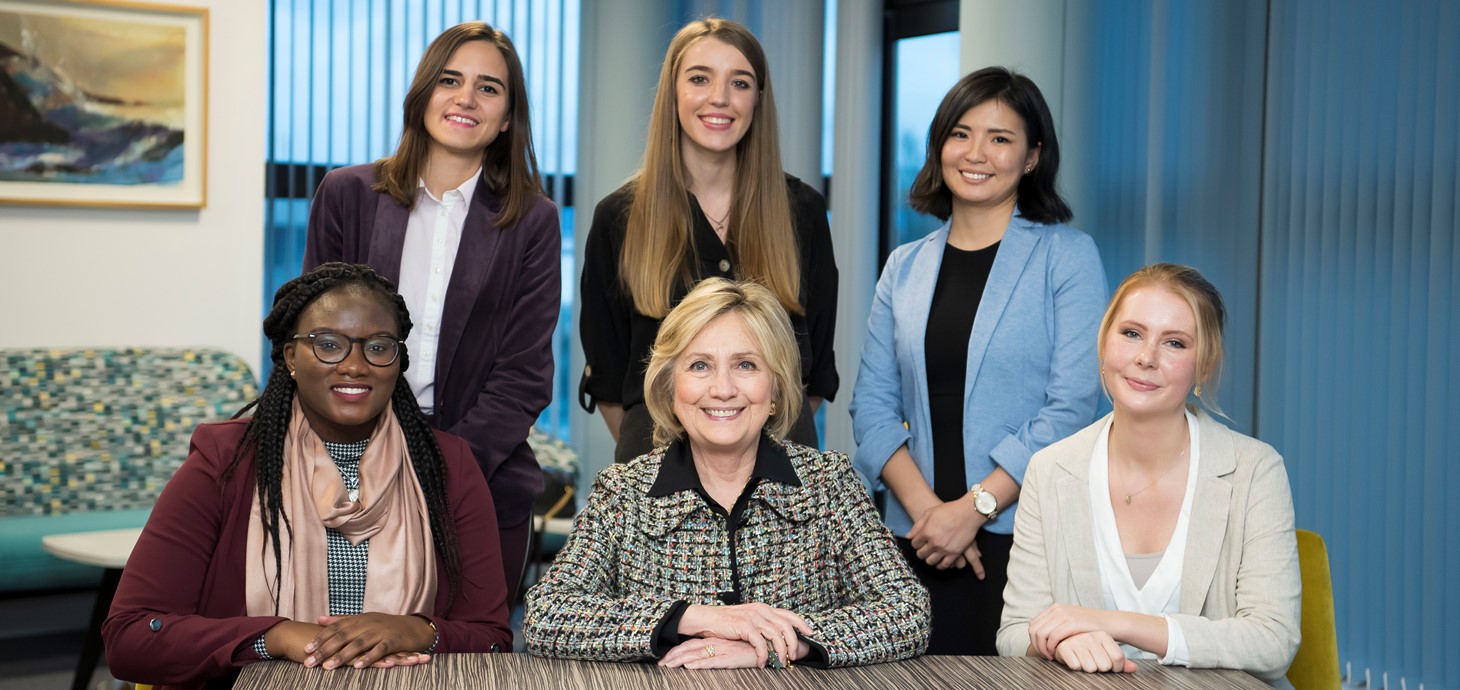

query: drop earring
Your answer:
[1194,384,1203,397]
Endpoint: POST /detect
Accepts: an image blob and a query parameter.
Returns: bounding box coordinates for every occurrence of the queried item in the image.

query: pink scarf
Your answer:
[245,399,437,619]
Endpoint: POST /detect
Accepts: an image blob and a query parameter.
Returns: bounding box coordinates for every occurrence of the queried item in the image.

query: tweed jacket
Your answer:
[997,411,1301,685]
[523,437,930,667]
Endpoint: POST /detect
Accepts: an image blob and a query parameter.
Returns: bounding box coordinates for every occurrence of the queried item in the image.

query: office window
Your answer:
[881,0,959,260]
[264,0,579,442]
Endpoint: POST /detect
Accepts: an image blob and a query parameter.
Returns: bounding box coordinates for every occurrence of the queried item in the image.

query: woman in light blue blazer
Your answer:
[850,66,1106,655]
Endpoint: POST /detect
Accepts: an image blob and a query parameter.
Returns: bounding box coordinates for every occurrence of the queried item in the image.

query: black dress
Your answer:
[578,175,840,462]
[896,240,1015,656]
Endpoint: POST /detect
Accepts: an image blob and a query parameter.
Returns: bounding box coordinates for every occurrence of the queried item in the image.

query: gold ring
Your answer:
[704,644,717,658]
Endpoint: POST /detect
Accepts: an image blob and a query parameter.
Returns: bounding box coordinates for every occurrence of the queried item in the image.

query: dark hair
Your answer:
[222,262,463,613]
[908,66,1072,224]
[372,21,545,228]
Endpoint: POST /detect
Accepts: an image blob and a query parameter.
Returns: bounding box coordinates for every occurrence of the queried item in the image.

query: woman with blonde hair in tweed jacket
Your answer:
[525,278,929,668]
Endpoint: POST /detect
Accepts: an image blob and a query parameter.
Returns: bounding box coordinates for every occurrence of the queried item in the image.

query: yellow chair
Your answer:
[1287,529,1340,689]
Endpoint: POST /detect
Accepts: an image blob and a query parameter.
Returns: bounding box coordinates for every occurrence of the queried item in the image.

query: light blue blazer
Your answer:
[850,213,1107,536]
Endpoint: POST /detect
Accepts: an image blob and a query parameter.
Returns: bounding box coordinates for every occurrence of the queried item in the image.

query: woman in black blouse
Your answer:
[578,17,839,463]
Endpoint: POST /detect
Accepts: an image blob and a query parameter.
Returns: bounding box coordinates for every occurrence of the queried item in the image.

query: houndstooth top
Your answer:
[523,435,930,667]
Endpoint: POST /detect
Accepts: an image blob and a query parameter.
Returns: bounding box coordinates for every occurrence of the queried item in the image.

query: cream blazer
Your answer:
[997,410,1302,686]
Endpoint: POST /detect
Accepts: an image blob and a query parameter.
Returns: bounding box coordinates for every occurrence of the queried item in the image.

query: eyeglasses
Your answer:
[290,332,403,367]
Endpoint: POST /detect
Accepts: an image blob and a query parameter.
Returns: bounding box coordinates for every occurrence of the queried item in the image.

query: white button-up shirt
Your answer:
[397,170,479,414]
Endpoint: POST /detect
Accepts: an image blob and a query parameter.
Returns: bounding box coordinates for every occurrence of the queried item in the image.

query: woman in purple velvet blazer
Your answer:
[303,21,559,600]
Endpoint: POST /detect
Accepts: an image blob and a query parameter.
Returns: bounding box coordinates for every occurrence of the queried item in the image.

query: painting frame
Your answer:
[0,0,208,209]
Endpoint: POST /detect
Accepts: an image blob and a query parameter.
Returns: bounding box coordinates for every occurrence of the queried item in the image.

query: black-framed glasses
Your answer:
[290,332,403,367]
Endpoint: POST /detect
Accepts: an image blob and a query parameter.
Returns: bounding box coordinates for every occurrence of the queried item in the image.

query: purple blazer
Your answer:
[303,164,559,528]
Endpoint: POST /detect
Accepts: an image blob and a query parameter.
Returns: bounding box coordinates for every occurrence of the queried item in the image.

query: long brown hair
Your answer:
[372,22,544,228]
[621,18,801,319]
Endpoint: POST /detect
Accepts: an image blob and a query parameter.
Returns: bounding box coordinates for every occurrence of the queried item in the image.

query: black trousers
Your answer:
[898,530,1014,656]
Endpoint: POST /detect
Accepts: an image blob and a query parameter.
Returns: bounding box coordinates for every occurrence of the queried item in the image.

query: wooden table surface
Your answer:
[235,653,1271,689]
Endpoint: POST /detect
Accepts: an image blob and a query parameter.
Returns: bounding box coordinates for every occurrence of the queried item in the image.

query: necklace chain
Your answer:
[1114,438,1189,505]
[701,202,730,232]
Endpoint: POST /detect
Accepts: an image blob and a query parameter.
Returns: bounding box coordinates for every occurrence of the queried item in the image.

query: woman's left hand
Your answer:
[1028,603,1112,660]
[304,613,436,670]
[658,637,760,669]
[659,636,810,669]
[907,496,985,572]
[366,651,433,669]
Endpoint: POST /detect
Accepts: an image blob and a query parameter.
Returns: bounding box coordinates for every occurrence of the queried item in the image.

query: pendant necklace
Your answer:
[1115,440,1188,504]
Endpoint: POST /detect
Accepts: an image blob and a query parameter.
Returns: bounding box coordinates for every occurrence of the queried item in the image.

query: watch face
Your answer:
[975,491,997,514]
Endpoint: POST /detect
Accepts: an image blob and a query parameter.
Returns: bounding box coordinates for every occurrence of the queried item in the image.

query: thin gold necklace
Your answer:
[1114,440,1189,505]
[701,202,730,233]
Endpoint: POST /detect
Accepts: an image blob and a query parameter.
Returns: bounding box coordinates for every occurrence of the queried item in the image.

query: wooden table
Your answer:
[235,653,1271,689]
[41,527,144,690]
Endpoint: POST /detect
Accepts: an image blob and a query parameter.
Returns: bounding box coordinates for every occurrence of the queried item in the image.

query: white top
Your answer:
[1088,409,1199,667]
[398,169,480,413]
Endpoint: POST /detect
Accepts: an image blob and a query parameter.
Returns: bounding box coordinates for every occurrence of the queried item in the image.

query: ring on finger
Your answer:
[702,644,716,658]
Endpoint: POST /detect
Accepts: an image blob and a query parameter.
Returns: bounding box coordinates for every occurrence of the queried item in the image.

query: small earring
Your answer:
[1098,360,1104,374]
[1025,166,1034,173]
[289,369,296,379]
[1194,384,1203,397]
[768,402,778,416]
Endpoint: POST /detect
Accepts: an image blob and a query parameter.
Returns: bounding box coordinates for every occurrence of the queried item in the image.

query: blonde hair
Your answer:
[620,18,802,319]
[1099,263,1228,415]
[643,278,803,447]
[371,22,544,228]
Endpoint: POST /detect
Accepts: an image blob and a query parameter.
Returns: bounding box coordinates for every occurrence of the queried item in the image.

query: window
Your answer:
[881,0,959,260]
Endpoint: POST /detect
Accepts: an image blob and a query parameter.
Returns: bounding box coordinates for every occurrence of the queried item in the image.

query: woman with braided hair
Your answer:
[104,262,511,689]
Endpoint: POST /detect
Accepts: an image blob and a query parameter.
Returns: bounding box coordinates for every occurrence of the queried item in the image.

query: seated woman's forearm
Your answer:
[264,620,324,663]
[1108,610,1169,658]
[524,588,680,661]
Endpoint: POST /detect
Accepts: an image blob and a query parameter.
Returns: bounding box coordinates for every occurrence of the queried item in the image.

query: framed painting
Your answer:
[0,0,207,209]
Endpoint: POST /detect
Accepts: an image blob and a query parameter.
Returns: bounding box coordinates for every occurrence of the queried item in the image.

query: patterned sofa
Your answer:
[1,347,258,593]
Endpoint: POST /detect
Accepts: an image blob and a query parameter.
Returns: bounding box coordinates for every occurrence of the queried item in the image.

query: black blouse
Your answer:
[924,241,999,502]
[578,174,839,412]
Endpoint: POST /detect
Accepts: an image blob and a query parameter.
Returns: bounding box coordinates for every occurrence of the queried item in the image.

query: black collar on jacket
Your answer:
[648,433,802,497]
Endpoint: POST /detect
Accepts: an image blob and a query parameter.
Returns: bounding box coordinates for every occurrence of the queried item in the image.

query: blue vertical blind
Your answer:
[264,0,580,441]
[1259,1,1458,688]
[1064,1,1456,688]
[1061,0,1268,433]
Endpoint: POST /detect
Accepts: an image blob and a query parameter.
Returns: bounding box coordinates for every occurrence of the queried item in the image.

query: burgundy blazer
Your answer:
[303,164,560,528]
[102,419,512,689]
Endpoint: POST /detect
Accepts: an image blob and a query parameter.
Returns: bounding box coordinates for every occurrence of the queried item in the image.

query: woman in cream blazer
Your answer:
[997,264,1300,687]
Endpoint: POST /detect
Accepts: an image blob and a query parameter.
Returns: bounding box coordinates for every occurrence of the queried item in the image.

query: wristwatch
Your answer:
[969,483,999,521]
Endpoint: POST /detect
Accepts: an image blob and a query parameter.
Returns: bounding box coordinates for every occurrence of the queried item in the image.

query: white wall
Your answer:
[0,0,268,377]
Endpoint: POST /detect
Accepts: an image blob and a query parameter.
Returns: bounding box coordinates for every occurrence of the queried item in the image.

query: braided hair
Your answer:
[221,262,464,614]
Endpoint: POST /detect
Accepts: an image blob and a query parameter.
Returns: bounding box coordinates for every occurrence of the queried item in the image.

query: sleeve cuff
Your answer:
[578,365,626,413]
[989,433,1034,485]
[793,633,830,668]
[252,634,272,660]
[1159,614,1191,666]
[650,600,690,657]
